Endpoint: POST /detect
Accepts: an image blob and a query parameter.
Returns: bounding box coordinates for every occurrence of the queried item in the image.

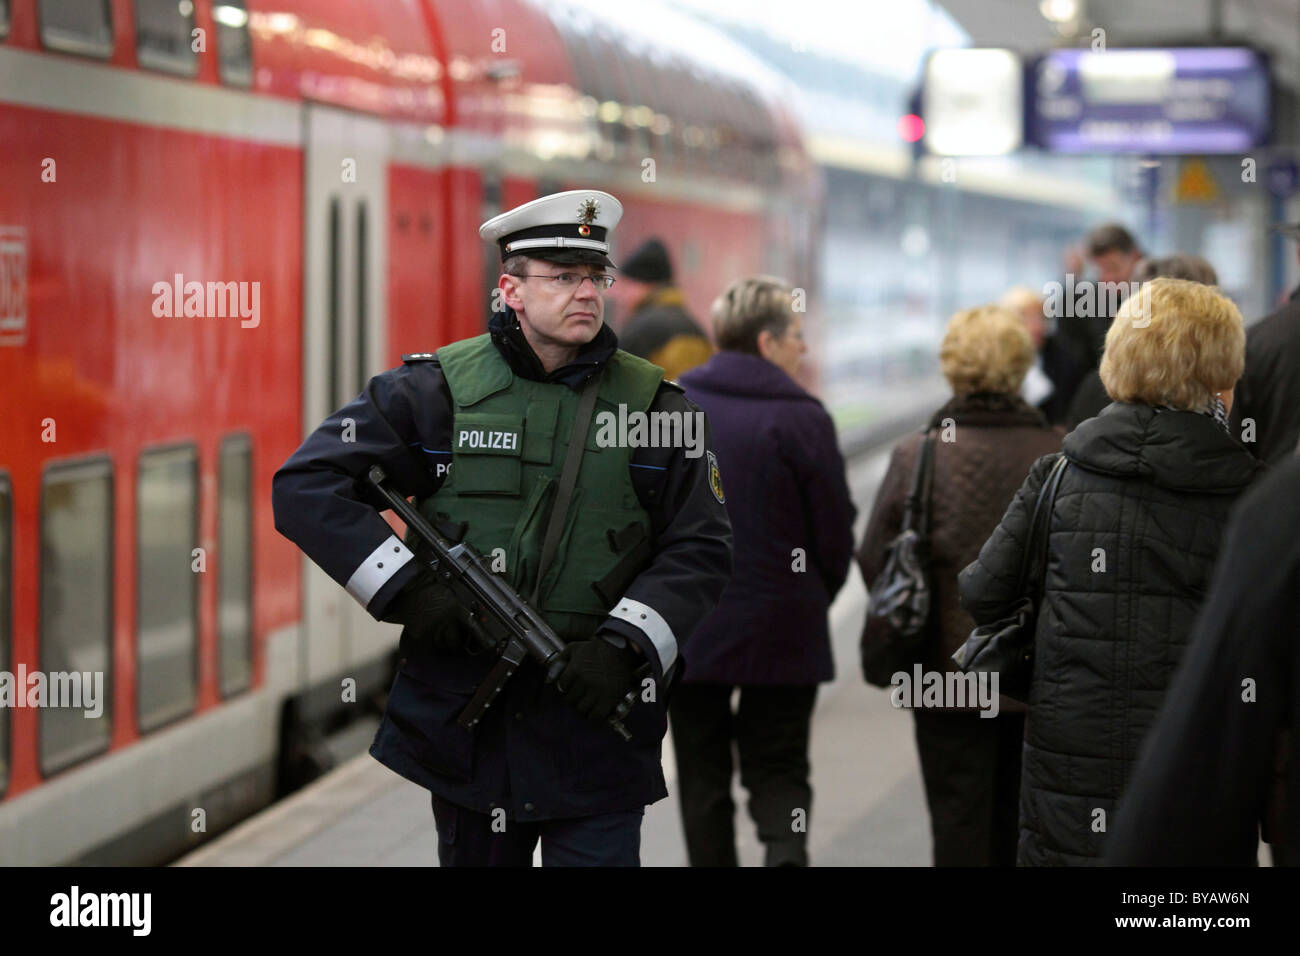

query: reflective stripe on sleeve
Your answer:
[345,534,415,608]
[609,597,677,673]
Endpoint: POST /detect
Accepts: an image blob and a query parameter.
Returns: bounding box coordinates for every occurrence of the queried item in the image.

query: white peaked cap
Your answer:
[479,189,623,267]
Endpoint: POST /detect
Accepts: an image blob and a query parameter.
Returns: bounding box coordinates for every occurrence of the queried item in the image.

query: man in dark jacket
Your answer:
[1229,221,1300,464]
[959,278,1264,865]
[1107,456,1300,866]
[610,237,712,380]
[1055,223,1145,392]
[672,276,856,866]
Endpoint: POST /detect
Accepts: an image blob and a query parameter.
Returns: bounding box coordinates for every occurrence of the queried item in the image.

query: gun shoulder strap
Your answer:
[530,369,604,606]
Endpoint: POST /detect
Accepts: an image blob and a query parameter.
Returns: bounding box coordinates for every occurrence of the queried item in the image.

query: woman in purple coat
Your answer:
[672,276,857,866]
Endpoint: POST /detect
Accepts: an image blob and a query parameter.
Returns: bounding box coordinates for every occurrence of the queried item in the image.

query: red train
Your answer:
[0,0,819,863]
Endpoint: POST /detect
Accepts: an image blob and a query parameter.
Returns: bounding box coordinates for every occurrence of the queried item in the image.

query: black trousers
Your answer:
[430,793,644,867]
[669,682,818,866]
[911,709,1025,866]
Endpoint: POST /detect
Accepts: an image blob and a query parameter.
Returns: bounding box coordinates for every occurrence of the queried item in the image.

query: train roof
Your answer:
[244,0,810,183]
[0,0,809,185]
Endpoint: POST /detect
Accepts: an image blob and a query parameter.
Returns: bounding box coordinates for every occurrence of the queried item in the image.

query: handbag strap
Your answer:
[901,429,937,537]
[1021,454,1069,597]
[529,369,603,606]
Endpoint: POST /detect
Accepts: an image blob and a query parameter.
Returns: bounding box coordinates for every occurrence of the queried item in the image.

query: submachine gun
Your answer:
[368,464,636,742]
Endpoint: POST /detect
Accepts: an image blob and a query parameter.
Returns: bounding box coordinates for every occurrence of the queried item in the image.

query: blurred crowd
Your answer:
[656,219,1300,867]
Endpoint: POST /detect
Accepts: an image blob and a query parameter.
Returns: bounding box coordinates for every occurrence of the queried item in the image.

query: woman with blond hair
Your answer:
[1064,253,1220,429]
[959,278,1265,866]
[858,304,1062,866]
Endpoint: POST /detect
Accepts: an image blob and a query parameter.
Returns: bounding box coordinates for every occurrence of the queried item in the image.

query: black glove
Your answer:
[549,634,638,721]
[381,568,479,652]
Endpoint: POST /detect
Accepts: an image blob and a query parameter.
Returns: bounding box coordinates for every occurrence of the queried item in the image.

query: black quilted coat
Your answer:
[958,401,1264,865]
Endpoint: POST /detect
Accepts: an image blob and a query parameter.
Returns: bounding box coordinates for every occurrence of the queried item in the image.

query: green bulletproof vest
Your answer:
[418,334,664,642]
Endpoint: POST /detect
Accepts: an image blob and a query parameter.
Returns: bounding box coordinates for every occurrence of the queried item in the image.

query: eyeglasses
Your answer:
[516,272,616,291]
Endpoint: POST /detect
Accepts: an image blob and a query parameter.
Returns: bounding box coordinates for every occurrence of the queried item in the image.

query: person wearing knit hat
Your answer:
[609,236,713,381]
[621,238,673,283]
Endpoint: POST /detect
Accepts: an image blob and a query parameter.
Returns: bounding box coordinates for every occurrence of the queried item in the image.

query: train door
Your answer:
[300,105,390,689]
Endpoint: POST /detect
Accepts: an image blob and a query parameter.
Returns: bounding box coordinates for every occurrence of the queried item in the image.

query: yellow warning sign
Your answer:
[1174,159,1220,203]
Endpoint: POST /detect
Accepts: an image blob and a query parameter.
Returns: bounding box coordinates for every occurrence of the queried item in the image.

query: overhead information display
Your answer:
[1026,47,1270,154]
[922,48,1024,156]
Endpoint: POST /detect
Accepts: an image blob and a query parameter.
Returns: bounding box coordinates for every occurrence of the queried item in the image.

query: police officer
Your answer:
[271,189,733,866]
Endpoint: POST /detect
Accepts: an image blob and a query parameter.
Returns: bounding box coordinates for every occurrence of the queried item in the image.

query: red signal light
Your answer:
[898,114,925,143]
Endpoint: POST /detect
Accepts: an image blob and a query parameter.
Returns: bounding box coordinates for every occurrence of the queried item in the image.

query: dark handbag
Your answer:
[861,430,937,687]
[951,454,1068,702]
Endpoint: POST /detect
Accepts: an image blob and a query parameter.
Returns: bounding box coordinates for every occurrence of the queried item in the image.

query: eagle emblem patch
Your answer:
[707,450,725,504]
[576,197,600,236]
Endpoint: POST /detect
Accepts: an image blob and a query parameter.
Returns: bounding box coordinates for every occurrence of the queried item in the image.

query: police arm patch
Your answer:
[707,450,725,504]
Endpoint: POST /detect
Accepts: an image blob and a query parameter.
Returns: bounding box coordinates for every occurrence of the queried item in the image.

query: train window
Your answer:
[39,0,114,59]
[0,475,10,796]
[553,15,602,159]
[133,0,197,76]
[620,54,653,157]
[39,459,113,775]
[218,436,252,697]
[213,0,252,87]
[585,29,629,155]
[0,1,10,40]
[136,445,198,733]
[355,201,369,389]
[327,196,341,411]
[481,174,503,327]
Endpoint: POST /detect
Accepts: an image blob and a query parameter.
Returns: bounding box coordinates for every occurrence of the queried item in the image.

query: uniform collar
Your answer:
[489,308,619,389]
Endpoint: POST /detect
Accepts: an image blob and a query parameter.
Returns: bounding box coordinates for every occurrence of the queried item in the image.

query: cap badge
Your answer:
[576,197,600,236]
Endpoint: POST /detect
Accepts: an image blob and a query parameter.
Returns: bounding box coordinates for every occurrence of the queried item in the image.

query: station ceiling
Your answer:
[940,0,1300,92]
